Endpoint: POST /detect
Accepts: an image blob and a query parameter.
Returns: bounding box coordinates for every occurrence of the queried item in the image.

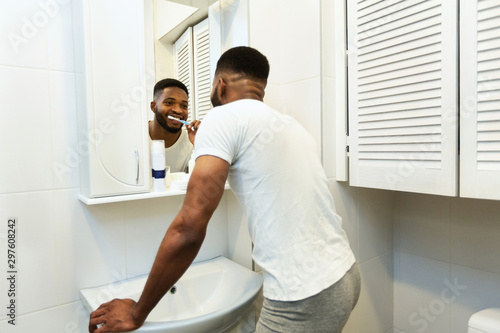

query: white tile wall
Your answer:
[53,189,127,304]
[0,1,49,69]
[395,193,500,333]
[124,194,229,278]
[0,305,59,333]
[342,303,360,333]
[262,83,283,113]
[358,254,393,333]
[320,0,336,79]
[278,0,321,83]
[393,195,401,253]
[393,251,401,329]
[398,193,451,262]
[49,70,80,190]
[450,198,500,274]
[358,188,393,262]
[220,0,249,52]
[322,76,336,178]
[281,77,322,148]
[394,253,451,333]
[0,66,53,194]
[449,265,500,333]
[0,300,89,333]
[248,0,281,86]
[58,301,90,333]
[47,0,74,72]
[125,195,185,278]
[329,180,359,260]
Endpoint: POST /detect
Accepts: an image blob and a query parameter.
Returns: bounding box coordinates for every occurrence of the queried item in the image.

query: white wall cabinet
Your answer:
[347,0,458,196]
[460,0,500,201]
[345,0,500,200]
[73,0,151,199]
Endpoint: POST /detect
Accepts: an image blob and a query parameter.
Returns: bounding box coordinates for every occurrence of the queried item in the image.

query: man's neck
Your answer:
[225,77,266,103]
[149,120,182,148]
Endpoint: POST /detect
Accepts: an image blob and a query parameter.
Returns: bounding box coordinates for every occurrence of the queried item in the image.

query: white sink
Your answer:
[80,256,263,333]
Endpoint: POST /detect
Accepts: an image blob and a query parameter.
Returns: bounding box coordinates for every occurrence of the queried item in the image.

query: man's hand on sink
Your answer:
[88,298,144,333]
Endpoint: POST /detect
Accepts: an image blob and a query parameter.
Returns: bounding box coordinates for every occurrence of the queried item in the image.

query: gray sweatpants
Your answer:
[256,263,361,333]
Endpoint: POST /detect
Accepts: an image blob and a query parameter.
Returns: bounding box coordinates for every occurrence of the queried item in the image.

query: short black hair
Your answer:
[215,46,269,81]
[153,78,189,99]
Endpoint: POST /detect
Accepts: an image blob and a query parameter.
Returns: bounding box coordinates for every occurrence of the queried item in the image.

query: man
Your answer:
[89,47,360,333]
[149,78,200,172]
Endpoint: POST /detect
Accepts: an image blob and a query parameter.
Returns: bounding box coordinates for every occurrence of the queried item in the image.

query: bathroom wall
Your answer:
[0,1,235,332]
[393,194,500,333]
[0,1,407,333]
[249,1,395,332]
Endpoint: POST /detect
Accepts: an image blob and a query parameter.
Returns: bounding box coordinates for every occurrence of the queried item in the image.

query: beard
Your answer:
[155,106,182,134]
[210,85,222,107]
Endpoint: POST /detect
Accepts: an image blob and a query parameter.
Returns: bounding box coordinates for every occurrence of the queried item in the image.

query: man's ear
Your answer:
[150,101,156,112]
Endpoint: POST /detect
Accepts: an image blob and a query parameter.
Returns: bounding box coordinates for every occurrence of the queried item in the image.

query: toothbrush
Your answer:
[168,115,191,126]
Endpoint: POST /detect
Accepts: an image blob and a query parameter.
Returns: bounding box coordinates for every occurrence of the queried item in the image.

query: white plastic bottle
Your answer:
[151,140,166,191]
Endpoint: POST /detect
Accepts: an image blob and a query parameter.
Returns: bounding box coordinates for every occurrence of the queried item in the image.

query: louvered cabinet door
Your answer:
[347,0,458,195]
[193,18,212,121]
[461,0,500,200]
[174,27,194,122]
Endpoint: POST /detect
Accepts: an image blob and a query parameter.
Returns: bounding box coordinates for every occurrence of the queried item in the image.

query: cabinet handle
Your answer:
[135,147,139,184]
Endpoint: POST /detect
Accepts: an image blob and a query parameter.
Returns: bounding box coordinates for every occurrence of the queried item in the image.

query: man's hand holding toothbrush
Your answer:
[168,115,201,145]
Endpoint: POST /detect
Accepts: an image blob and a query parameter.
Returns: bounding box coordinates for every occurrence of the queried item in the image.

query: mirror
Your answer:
[147,0,248,172]
[148,0,218,172]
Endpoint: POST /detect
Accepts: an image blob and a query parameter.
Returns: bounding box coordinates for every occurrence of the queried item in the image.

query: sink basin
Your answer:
[80,256,263,333]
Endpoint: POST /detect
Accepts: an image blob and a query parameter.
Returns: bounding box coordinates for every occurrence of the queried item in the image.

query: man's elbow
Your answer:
[183,227,206,249]
[169,217,207,250]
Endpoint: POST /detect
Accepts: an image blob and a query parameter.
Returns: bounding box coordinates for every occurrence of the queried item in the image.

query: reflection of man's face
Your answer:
[154,87,189,134]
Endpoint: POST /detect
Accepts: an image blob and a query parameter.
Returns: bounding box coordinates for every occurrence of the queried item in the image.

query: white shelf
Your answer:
[79,184,231,205]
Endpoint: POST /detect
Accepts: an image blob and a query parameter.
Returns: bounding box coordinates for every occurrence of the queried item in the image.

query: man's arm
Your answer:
[89,155,230,333]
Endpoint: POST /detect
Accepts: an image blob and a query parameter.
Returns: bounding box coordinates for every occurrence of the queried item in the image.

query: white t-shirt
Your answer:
[194,99,356,301]
[163,130,192,173]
